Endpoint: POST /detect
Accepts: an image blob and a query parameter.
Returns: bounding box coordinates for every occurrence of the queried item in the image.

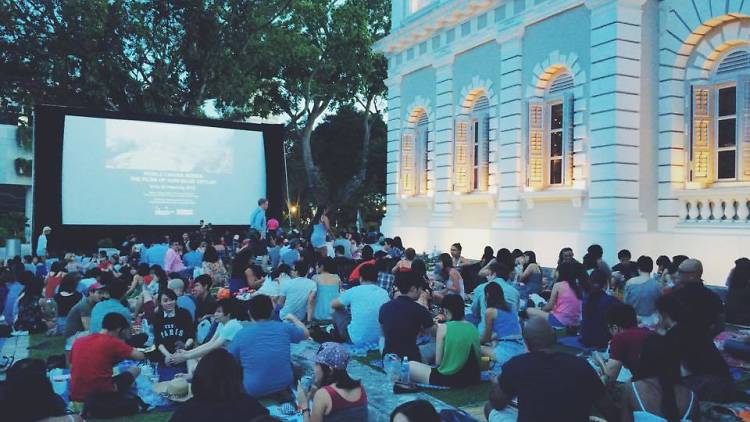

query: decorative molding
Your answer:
[520,188,586,209]
[458,76,498,115]
[404,95,436,125]
[526,51,587,98]
[450,192,496,209]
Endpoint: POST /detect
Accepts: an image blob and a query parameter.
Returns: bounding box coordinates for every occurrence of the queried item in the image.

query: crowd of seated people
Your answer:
[0,214,748,422]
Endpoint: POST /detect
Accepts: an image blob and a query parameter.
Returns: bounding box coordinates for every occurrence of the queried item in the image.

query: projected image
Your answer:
[104,120,233,174]
[61,115,266,226]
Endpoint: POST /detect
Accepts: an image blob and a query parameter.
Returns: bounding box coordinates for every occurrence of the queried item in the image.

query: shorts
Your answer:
[429,352,480,387]
[548,313,566,328]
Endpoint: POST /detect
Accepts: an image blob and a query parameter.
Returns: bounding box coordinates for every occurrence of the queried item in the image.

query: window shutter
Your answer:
[563,93,575,186]
[453,117,471,193]
[690,85,714,186]
[740,76,750,181]
[478,114,490,191]
[527,101,545,190]
[400,130,416,196]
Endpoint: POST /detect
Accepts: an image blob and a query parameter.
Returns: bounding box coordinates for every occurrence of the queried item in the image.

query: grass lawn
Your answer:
[27,334,66,362]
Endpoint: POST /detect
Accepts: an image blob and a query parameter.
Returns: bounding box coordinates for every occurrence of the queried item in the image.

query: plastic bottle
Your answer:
[400,356,410,384]
[142,319,154,347]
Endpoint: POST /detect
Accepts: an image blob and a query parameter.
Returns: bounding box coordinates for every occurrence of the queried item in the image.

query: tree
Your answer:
[286,105,386,226]
[216,0,389,207]
[0,0,290,115]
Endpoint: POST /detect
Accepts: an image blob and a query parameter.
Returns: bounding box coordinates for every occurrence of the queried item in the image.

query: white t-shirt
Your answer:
[279,277,317,320]
[217,319,243,342]
[338,283,389,345]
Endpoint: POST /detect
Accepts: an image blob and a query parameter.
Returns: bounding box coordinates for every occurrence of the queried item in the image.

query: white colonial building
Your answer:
[376,0,750,284]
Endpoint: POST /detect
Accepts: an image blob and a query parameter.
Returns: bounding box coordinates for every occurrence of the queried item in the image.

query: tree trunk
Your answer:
[337,96,374,204]
[299,101,328,205]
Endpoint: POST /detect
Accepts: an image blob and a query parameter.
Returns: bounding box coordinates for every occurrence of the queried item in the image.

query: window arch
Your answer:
[527,71,575,189]
[690,47,750,185]
[454,94,491,193]
[400,109,431,197]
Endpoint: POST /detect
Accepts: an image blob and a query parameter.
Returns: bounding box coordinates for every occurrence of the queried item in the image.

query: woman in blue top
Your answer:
[480,282,524,366]
[309,206,331,256]
[312,257,341,321]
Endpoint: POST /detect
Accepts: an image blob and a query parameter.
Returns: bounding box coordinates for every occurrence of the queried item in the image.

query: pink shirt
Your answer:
[551,281,582,326]
[164,248,186,273]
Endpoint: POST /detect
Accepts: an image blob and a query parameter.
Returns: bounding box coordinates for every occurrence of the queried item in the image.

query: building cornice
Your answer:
[375,0,499,55]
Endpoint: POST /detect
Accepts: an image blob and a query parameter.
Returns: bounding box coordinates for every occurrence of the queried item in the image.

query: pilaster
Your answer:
[381,75,403,234]
[430,57,456,227]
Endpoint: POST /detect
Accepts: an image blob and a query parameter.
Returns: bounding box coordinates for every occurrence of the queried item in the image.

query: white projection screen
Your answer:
[61,115,266,225]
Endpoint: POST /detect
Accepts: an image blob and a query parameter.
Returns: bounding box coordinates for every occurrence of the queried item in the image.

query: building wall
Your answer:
[378,0,750,285]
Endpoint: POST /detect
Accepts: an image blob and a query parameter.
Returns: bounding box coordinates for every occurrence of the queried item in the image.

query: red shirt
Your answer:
[69,333,133,402]
[45,275,63,298]
[609,327,653,377]
[348,259,375,282]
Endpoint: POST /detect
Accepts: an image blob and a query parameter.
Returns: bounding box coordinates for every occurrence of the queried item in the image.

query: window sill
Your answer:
[450,192,496,209]
[676,184,750,197]
[399,195,434,209]
[520,188,586,209]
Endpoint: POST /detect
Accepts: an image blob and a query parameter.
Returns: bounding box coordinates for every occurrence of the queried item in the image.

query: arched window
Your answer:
[453,94,491,193]
[527,71,574,189]
[400,110,430,197]
[690,48,750,185]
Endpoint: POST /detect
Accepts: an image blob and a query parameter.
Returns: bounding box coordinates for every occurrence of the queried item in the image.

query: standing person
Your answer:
[309,206,331,258]
[229,295,309,398]
[250,198,269,240]
[331,263,389,345]
[296,342,368,422]
[486,317,604,422]
[36,226,51,258]
[620,335,698,422]
[408,294,481,387]
[69,313,146,405]
[379,271,435,361]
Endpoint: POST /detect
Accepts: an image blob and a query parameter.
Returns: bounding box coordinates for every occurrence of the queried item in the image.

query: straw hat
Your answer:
[152,378,193,402]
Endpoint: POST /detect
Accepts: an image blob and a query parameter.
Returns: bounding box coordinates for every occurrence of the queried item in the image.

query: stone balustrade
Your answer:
[675,187,750,224]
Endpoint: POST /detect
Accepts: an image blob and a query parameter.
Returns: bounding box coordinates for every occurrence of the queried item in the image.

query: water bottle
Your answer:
[400,356,410,384]
[142,319,154,347]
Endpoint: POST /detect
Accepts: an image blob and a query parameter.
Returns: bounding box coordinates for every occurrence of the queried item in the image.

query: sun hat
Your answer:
[152,378,192,402]
[314,342,350,371]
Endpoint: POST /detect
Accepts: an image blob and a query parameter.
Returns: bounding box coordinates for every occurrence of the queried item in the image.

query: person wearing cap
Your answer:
[671,258,725,337]
[379,271,434,362]
[64,281,110,345]
[168,278,196,321]
[36,226,52,258]
[296,342,368,422]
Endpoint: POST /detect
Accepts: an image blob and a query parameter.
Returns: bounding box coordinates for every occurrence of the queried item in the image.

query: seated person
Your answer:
[312,258,342,321]
[657,294,736,403]
[90,278,131,333]
[14,275,50,333]
[1,358,75,422]
[480,283,524,366]
[168,278,196,321]
[278,261,317,321]
[379,271,435,361]
[409,294,481,388]
[331,263,389,345]
[296,342,368,422]
[152,289,195,365]
[64,282,108,349]
[169,349,269,422]
[192,275,217,321]
[612,249,639,281]
[486,317,603,422]
[620,335,699,422]
[390,400,440,422]
[168,298,245,374]
[579,269,621,348]
[69,313,146,405]
[53,274,82,322]
[594,303,653,381]
[527,262,583,328]
[624,256,662,325]
[726,257,750,325]
[472,262,518,334]
[228,294,309,398]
